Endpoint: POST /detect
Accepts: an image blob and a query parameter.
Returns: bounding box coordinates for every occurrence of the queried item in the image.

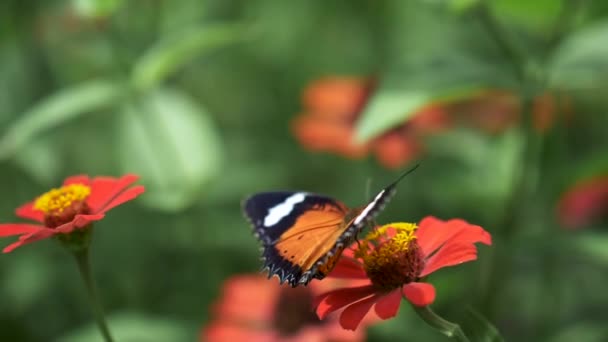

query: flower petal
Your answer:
[2,228,56,253]
[214,275,280,323]
[96,186,145,214]
[373,289,402,319]
[15,202,44,222]
[0,224,43,237]
[54,214,106,234]
[416,216,490,257]
[402,282,436,306]
[315,284,376,320]
[86,174,141,213]
[327,258,367,279]
[63,175,91,186]
[557,176,608,229]
[339,294,381,331]
[420,243,478,277]
[202,321,275,342]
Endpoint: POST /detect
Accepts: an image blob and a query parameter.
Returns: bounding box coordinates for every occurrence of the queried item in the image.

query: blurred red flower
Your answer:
[455,91,558,134]
[0,174,145,253]
[202,274,368,342]
[291,77,373,159]
[558,175,608,229]
[315,217,491,331]
[291,76,451,169]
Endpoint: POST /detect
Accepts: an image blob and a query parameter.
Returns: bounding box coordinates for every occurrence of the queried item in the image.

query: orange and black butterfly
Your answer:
[243,165,419,287]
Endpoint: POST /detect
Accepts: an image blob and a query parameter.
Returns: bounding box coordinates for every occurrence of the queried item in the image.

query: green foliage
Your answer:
[549,20,608,90]
[117,88,223,212]
[131,23,244,91]
[0,0,607,341]
[462,309,505,342]
[58,312,194,342]
[0,80,124,160]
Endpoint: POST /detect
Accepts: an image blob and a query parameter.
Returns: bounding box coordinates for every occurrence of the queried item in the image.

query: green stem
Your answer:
[476,0,528,83]
[73,248,114,342]
[413,305,471,342]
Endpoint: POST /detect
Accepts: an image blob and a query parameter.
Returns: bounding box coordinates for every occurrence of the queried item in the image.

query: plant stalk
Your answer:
[73,248,114,342]
[413,305,471,342]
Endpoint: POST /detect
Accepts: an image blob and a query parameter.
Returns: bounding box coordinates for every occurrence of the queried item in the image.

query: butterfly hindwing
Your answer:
[243,192,350,285]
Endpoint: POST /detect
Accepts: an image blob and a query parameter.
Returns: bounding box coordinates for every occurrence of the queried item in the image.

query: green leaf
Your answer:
[354,55,507,143]
[422,128,524,221]
[449,0,481,13]
[574,233,608,264]
[131,23,244,91]
[58,312,194,342]
[490,0,563,31]
[116,87,223,212]
[71,0,124,18]
[0,79,125,160]
[549,20,608,90]
[1,253,54,314]
[549,322,608,342]
[462,308,505,342]
[12,135,63,184]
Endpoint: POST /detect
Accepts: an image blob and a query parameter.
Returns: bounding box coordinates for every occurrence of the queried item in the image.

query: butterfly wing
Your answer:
[243,192,351,286]
[243,166,419,287]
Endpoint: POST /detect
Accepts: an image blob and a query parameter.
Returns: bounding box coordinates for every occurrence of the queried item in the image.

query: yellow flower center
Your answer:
[356,222,425,292]
[34,184,91,227]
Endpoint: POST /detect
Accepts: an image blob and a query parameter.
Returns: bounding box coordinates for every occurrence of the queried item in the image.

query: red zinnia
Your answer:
[202,274,368,342]
[291,76,453,169]
[291,77,373,159]
[0,174,145,253]
[315,217,491,330]
[558,175,608,229]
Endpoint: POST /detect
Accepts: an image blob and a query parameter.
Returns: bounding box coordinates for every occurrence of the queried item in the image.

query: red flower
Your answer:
[315,217,491,331]
[456,91,558,134]
[291,76,452,169]
[291,77,373,159]
[202,274,368,342]
[0,174,145,253]
[558,175,608,229]
[372,105,451,169]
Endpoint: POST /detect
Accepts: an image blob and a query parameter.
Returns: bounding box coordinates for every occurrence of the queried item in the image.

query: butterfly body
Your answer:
[243,166,418,287]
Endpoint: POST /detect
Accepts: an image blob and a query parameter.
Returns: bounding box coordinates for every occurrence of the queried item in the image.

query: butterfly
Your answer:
[243,165,419,287]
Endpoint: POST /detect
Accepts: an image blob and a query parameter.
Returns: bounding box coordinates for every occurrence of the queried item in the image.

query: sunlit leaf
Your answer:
[58,312,194,342]
[354,55,507,143]
[116,87,223,212]
[72,0,124,18]
[449,0,481,13]
[131,23,244,91]
[574,233,608,264]
[491,0,562,30]
[549,20,608,90]
[0,79,125,160]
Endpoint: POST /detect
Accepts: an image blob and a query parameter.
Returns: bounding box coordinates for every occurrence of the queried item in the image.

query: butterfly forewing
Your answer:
[243,192,350,286]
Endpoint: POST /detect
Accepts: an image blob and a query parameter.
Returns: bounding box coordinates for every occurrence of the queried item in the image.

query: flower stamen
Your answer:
[357,222,425,292]
[34,184,91,227]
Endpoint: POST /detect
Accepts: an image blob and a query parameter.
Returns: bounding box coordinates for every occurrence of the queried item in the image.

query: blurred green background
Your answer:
[1,0,608,341]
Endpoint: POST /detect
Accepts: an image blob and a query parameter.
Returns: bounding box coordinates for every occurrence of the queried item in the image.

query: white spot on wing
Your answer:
[264,193,306,227]
[354,189,385,225]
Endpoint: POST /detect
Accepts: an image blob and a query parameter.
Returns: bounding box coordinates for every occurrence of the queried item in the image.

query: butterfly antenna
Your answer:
[388,163,421,189]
